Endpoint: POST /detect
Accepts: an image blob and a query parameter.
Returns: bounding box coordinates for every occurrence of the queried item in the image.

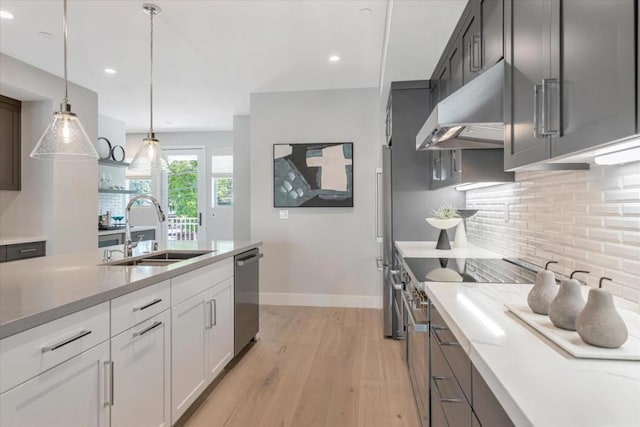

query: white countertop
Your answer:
[0,236,47,246]
[98,226,157,236]
[0,239,262,339]
[426,281,640,427]
[395,240,504,259]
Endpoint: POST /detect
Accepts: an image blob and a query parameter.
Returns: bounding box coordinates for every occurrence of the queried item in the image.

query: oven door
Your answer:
[402,290,429,427]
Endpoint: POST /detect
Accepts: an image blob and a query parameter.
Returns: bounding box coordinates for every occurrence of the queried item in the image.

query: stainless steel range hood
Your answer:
[416,60,505,150]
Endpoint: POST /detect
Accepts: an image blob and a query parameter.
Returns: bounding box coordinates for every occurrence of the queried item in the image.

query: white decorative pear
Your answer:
[549,270,589,331]
[527,261,559,315]
[576,278,628,348]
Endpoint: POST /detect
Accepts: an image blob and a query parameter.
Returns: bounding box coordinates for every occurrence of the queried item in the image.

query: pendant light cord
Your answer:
[63,0,69,105]
[149,8,154,137]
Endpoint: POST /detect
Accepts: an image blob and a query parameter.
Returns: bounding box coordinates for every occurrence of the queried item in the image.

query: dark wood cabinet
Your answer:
[0,95,21,191]
[504,0,636,169]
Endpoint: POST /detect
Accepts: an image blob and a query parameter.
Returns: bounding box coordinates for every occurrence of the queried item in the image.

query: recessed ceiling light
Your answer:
[104,68,118,74]
[38,31,54,39]
[0,10,14,19]
[329,55,340,62]
[359,7,372,15]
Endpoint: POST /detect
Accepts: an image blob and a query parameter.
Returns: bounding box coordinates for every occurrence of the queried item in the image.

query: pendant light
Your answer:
[30,0,98,160]
[129,3,169,173]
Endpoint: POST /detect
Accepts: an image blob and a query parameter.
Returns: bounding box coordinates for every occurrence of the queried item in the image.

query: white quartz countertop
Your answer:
[0,239,262,339]
[0,236,47,246]
[425,281,640,427]
[97,226,156,236]
[395,240,504,259]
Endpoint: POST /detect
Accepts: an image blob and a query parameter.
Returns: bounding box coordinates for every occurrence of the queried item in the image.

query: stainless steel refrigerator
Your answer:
[380,82,464,338]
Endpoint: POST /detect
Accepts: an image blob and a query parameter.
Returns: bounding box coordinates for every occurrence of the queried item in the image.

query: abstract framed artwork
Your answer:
[273,142,354,207]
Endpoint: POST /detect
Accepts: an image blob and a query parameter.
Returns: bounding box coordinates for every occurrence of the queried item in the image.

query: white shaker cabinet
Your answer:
[205,277,234,383]
[0,340,111,427]
[171,289,209,424]
[110,309,171,427]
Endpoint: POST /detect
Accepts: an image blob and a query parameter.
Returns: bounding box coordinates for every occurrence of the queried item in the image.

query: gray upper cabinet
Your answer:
[481,0,503,70]
[503,0,552,170]
[505,0,636,169]
[462,10,482,85]
[0,95,21,191]
[449,38,464,94]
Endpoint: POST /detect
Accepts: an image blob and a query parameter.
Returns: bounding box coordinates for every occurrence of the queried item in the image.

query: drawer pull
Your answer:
[41,329,92,353]
[134,298,162,311]
[19,248,37,254]
[236,253,263,267]
[205,300,214,329]
[133,321,163,337]
[433,328,460,347]
[432,376,462,403]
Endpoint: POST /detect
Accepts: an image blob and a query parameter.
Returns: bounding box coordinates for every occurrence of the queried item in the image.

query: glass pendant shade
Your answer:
[31,107,98,160]
[128,136,169,174]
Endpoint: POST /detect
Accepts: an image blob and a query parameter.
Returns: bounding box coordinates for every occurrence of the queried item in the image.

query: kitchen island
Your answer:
[426,281,640,427]
[0,239,262,427]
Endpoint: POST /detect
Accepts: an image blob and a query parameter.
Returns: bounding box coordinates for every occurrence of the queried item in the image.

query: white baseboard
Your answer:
[260,292,382,309]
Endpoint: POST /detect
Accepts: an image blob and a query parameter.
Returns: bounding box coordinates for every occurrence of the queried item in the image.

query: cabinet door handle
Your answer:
[205,300,214,329]
[212,299,217,326]
[541,78,560,136]
[133,297,162,311]
[19,248,37,253]
[533,84,543,138]
[104,361,114,407]
[470,35,482,72]
[41,330,92,353]
[133,320,163,337]
[432,376,462,403]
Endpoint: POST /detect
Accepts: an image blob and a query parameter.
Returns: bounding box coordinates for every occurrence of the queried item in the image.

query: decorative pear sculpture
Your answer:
[549,270,589,330]
[527,261,559,315]
[576,278,629,348]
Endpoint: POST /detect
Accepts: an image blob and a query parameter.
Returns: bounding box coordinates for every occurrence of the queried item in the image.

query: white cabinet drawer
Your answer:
[110,280,170,336]
[171,258,233,306]
[0,302,110,394]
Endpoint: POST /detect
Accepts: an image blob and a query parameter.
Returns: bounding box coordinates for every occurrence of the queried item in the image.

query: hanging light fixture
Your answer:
[129,3,169,173]
[31,0,98,160]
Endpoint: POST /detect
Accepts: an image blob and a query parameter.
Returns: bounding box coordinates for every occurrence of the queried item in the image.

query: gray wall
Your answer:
[233,115,251,241]
[250,88,381,307]
[0,54,99,254]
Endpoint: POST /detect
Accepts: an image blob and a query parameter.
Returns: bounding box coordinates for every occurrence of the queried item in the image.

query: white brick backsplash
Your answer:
[467,164,640,302]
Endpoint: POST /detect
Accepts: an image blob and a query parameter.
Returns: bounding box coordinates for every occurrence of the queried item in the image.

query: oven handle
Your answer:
[402,291,428,333]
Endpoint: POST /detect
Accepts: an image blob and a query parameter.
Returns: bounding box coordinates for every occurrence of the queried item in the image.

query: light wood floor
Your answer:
[183,305,420,427]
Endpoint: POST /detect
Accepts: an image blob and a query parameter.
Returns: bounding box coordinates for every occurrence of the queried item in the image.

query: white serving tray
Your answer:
[505,303,640,361]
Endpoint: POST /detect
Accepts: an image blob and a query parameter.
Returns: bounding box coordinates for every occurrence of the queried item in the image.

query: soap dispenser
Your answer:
[527,261,559,315]
[549,270,589,330]
[576,277,628,348]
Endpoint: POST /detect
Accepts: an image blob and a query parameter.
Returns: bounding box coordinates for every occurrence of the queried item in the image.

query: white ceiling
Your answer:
[0,0,465,132]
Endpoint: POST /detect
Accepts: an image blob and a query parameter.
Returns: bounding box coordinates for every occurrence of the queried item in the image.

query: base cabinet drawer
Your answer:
[0,341,111,427]
[111,310,171,427]
[0,302,110,394]
[5,241,45,261]
[171,258,233,306]
[110,280,170,336]
[472,365,514,427]
[431,334,472,427]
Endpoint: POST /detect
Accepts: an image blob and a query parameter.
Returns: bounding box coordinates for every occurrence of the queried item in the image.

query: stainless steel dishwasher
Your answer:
[234,248,262,355]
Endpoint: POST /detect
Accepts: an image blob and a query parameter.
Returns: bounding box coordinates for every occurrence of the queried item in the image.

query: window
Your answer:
[127,178,152,206]
[211,155,233,207]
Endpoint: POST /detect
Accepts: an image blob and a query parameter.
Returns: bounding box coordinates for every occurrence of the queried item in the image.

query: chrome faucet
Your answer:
[124,194,166,257]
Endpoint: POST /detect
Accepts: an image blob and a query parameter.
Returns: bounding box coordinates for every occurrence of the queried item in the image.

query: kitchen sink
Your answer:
[106,250,214,266]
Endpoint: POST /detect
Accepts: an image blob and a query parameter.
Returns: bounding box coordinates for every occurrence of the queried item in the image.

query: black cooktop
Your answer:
[403,257,537,284]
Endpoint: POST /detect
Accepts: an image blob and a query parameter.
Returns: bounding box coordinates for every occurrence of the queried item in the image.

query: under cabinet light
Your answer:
[594,146,640,166]
[455,182,504,192]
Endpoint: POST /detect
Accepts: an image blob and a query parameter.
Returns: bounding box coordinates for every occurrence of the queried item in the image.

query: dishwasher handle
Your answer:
[236,253,264,267]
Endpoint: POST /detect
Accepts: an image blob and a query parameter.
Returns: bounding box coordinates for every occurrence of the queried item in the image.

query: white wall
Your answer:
[466,163,640,304]
[250,88,381,308]
[0,54,98,254]
[233,115,251,241]
[126,131,233,242]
